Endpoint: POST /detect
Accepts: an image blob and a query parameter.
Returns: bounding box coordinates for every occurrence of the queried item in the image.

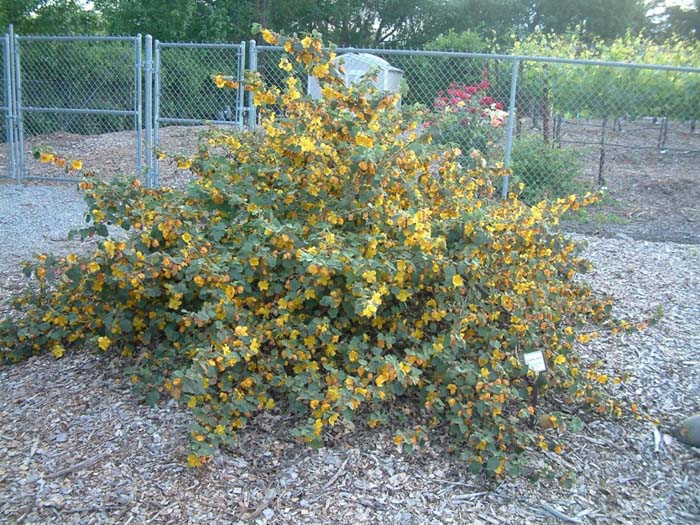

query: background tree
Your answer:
[525,0,650,40]
[659,0,700,39]
[1,0,102,34]
[94,0,200,41]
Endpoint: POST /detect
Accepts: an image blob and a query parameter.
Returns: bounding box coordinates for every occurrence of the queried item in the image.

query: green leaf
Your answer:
[570,416,583,433]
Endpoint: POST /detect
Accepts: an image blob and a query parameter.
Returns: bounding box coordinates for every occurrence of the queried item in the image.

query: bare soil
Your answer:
[551,118,700,244]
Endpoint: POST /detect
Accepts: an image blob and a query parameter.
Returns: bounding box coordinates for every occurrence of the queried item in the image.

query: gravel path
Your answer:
[0,182,86,262]
[0,182,698,524]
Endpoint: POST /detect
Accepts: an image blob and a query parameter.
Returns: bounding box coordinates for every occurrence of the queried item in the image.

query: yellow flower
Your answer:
[70,159,83,171]
[39,152,54,164]
[396,289,410,302]
[577,333,591,343]
[187,453,204,468]
[348,350,358,362]
[213,74,226,88]
[300,35,312,49]
[51,344,65,358]
[278,57,293,72]
[328,413,339,425]
[258,280,269,291]
[493,460,505,476]
[299,136,316,153]
[235,325,249,337]
[362,270,377,283]
[168,296,182,309]
[261,29,277,44]
[312,63,330,78]
[177,158,192,170]
[97,336,111,351]
[182,232,192,243]
[360,303,377,318]
[87,261,100,273]
[554,354,566,365]
[355,133,374,148]
[452,274,464,287]
[100,241,116,259]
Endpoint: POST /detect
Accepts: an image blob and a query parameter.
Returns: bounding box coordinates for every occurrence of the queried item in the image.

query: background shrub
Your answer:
[427,76,508,164]
[511,135,586,203]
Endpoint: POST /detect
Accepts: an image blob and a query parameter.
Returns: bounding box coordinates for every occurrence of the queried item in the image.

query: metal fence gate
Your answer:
[3,28,143,183]
[151,40,246,187]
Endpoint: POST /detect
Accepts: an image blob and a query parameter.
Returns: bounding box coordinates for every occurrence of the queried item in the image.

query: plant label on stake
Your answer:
[522,350,547,373]
[522,350,547,428]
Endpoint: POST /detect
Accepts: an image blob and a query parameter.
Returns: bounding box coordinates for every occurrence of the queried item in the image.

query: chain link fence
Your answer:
[252,45,700,205]
[2,32,699,236]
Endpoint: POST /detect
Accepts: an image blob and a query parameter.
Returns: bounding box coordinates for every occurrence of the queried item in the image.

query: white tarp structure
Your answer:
[308,53,403,100]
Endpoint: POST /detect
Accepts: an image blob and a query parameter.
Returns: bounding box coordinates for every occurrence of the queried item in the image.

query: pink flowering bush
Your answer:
[429,71,507,161]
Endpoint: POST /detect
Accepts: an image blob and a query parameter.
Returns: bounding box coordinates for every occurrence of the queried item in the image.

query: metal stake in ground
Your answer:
[598,117,607,186]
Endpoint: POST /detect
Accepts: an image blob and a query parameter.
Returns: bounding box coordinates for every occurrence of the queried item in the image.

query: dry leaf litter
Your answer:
[0,178,699,525]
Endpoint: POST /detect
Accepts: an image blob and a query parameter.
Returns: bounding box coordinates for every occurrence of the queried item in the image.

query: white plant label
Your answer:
[523,350,547,373]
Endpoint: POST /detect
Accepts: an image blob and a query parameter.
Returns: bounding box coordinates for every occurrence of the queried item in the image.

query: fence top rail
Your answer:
[17,35,139,43]
[157,41,244,49]
[256,44,700,74]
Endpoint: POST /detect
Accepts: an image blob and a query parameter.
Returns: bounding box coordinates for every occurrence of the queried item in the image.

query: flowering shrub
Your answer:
[0,29,635,477]
[429,73,508,161]
[32,146,84,172]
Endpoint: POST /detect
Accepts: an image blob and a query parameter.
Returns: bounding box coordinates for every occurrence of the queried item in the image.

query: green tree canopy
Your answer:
[659,0,700,39]
[1,0,102,34]
[526,0,650,39]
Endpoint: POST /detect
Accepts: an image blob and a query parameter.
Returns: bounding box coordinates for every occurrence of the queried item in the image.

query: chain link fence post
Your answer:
[2,32,16,181]
[153,39,161,187]
[144,34,153,188]
[134,34,143,180]
[501,58,520,199]
[237,41,245,131]
[11,27,26,181]
[248,39,257,131]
